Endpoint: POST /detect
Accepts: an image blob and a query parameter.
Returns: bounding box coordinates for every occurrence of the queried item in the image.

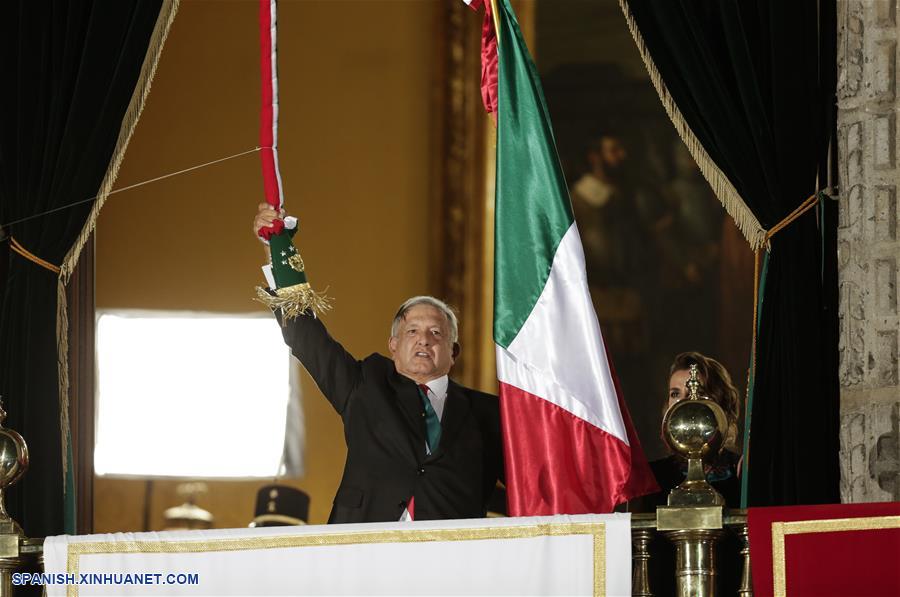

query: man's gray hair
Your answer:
[390,296,459,343]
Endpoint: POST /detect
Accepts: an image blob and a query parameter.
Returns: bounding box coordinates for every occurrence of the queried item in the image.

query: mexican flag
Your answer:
[472,0,658,515]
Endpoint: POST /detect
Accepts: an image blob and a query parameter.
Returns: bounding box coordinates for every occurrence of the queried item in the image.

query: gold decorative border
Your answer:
[66,521,606,597]
[771,515,900,596]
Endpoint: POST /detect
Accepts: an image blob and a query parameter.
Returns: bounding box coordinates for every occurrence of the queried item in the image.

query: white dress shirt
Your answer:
[419,375,449,421]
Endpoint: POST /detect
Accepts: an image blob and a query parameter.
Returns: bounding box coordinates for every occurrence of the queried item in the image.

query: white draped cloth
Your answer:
[42,514,632,596]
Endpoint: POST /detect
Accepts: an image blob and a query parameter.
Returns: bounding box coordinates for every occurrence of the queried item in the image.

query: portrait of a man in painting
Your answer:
[534,0,754,458]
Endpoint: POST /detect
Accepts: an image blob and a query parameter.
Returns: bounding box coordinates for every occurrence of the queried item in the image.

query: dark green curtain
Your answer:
[624,0,839,506]
[0,0,164,538]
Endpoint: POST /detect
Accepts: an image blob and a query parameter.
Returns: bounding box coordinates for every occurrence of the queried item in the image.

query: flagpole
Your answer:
[489,0,501,47]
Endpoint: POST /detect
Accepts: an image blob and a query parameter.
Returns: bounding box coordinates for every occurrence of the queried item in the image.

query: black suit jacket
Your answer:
[280,313,503,523]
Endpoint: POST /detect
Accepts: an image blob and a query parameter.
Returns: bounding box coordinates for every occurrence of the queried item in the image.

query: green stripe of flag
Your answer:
[493,0,575,349]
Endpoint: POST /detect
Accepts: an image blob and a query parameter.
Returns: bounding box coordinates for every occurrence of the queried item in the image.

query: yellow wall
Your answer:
[95,0,439,530]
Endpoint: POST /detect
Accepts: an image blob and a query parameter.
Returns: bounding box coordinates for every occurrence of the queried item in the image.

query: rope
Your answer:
[55,0,182,506]
[750,249,761,372]
[764,192,821,242]
[742,190,824,507]
[0,147,260,231]
[8,237,60,274]
[749,191,823,360]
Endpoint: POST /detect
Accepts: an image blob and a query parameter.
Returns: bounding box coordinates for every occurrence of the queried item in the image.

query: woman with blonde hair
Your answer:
[665,351,741,455]
[635,351,742,509]
[631,351,743,596]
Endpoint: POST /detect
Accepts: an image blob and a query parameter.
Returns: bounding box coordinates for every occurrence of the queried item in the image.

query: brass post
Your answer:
[656,364,731,596]
[0,399,31,597]
[661,528,724,597]
[0,557,19,596]
[737,521,753,596]
[631,527,654,596]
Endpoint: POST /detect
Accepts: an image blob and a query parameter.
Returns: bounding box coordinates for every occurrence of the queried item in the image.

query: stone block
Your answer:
[875,329,899,386]
[872,113,895,170]
[840,401,900,502]
[838,239,852,271]
[839,0,865,99]
[839,281,867,386]
[846,183,865,238]
[874,185,897,241]
[845,122,865,185]
[869,40,896,101]
[873,0,897,26]
[875,258,898,316]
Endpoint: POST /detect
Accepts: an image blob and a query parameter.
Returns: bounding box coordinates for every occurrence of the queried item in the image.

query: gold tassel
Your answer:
[55,0,181,492]
[255,284,332,321]
[56,278,71,487]
[617,0,767,251]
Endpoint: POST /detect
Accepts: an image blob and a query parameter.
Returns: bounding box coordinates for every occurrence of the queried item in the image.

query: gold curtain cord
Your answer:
[750,190,825,373]
[764,192,821,244]
[9,237,61,274]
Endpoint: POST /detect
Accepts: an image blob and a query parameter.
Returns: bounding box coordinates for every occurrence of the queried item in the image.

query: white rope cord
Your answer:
[1,146,261,230]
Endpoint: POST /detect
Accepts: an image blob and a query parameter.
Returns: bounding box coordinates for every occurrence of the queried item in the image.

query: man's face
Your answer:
[389,304,456,384]
[599,136,627,170]
[589,136,628,176]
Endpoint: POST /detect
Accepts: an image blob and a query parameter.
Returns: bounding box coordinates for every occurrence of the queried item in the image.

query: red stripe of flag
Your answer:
[465,0,498,115]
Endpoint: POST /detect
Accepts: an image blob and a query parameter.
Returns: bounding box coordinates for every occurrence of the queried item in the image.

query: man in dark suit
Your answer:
[254,206,503,524]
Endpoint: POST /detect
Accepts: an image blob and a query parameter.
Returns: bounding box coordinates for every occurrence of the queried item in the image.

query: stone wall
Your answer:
[837,0,900,503]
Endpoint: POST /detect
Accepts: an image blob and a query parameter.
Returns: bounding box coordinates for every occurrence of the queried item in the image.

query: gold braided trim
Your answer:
[771,515,900,596]
[745,191,822,481]
[8,237,60,274]
[53,0,180,490]
[58,0,181,282]
[254,284,332,321]
[66,521,607,597]
[618,0,828,483]
[250,514,306,527]
[618,0,766,251]
[750,247,762,374]
[749,192,821,378]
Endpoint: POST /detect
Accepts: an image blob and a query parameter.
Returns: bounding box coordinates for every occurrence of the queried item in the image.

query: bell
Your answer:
[661,364,728,506]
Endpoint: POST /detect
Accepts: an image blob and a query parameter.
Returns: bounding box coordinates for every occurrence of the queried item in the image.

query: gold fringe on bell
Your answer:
[255,284,332,321]
[618,0,767,251]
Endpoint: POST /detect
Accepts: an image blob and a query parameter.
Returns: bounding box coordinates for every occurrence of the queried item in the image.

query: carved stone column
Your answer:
[837,0,900,503]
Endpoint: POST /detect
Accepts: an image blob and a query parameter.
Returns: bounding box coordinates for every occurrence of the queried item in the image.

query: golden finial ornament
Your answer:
[661,363,728,506]
[0,398,29,542]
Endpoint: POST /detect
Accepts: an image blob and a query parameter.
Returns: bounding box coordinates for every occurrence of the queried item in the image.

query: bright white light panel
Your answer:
[95,312,290,478]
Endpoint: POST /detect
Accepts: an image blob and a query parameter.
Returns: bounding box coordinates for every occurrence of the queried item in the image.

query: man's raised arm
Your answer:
[254,203,360,416]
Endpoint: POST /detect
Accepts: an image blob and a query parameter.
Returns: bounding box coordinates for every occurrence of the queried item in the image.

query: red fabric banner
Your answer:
[465,0,498,115]
[748,501,900,597]
[499,382,656,515]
